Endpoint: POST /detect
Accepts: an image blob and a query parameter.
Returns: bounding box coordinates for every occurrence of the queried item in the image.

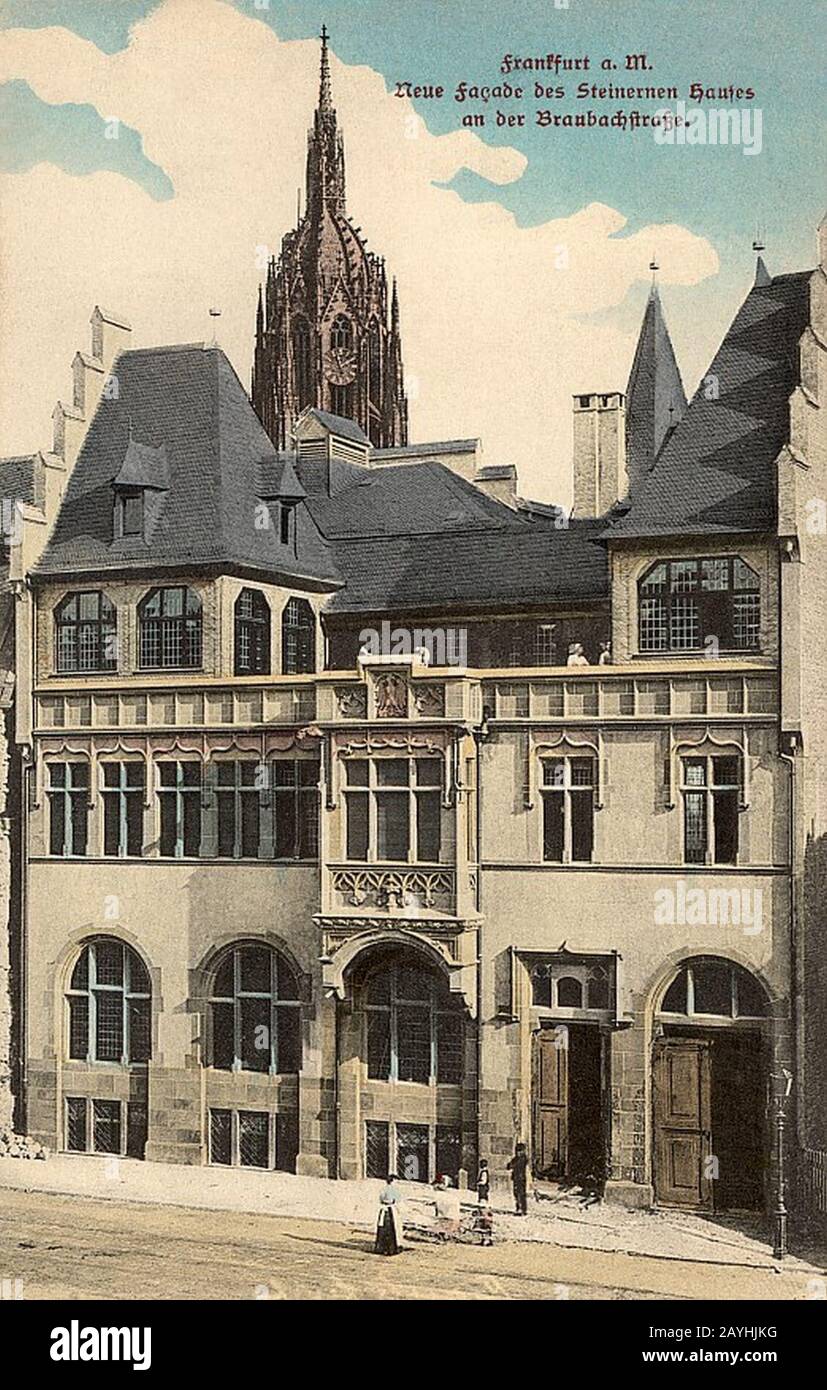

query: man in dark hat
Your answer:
[507,1141,529,1215]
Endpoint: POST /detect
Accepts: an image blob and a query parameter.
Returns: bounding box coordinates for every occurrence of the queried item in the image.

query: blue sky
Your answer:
[1,0,823,269]
[0,0,824,494]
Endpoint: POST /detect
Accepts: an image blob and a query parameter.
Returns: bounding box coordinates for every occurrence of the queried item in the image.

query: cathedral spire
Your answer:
[252,34,407,451]
[318,24,332,113]
[625,283,687,498]
[306,25,346,217]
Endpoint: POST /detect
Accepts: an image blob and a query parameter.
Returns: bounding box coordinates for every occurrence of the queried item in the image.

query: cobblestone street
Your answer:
[0,1188,820,1302]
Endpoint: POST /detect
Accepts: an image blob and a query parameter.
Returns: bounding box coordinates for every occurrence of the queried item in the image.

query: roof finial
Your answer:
[208,306,221,347]
[319,24,332,112]
[752,228,771,286]
[649,254,659,287]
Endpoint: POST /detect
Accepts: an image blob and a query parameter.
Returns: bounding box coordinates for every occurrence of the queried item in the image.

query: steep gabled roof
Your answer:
[606,268,813,540]
[34,345,340,587]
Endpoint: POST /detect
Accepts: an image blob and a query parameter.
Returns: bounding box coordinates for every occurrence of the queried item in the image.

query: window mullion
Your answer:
[390,966,398,1081]
[271,952,278,1074]
[232,950,241,1072]
[88,945,97,1061]
[368,767,376,864]
[121,943,128,1065]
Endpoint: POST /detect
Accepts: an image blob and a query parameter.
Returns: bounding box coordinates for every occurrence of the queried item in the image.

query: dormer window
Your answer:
[112,436,168,544]
[280,503,293,547]
[638,556,760,653]
[119,489,144,538]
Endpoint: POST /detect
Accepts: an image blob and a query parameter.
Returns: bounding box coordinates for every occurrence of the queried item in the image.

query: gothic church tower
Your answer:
[252,30,408,450]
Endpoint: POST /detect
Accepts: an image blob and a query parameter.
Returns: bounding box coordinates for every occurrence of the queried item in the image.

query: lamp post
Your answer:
[773,1067,793,1261]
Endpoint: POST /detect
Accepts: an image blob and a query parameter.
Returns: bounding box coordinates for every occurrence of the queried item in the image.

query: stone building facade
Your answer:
[2,216,823,1233]
[1,39,825,1230]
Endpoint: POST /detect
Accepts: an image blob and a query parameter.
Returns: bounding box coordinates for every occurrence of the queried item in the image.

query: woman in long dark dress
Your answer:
[375,1173,403,1255]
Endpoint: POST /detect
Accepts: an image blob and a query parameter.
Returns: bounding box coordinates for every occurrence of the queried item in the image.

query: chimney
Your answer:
[473,464,518,509]
[571,392,626,517]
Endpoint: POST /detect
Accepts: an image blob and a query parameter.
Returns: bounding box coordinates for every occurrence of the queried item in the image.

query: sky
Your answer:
[0,0,824,503]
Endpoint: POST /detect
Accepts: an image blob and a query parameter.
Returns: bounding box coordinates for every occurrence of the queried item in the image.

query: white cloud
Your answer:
[0,0,719,502]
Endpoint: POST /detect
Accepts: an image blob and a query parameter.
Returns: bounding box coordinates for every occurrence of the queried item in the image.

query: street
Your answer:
[0,1188,819,1301]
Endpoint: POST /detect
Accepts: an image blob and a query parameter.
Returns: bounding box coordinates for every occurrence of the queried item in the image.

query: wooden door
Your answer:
[653,1037,712,1209]
[533,1027,568,1178]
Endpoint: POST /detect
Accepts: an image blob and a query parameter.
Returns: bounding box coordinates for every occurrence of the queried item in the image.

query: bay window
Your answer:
[639,556,760,653]
[344,756,443,863]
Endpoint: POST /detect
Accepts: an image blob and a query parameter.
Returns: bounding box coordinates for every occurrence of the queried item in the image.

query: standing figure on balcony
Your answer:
[567,642,590,667]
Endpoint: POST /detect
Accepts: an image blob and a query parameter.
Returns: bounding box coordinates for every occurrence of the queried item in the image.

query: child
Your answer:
[473,1199,494,1247]
[475,1157,491,1204]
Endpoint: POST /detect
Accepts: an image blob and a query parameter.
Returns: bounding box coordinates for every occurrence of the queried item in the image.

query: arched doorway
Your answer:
[338,943,469,1184]
[652,957,770,1212]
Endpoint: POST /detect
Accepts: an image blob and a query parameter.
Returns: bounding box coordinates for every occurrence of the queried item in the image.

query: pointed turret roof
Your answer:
[605,267,813,540]
[625,284,687,497]
[754,254,772,287]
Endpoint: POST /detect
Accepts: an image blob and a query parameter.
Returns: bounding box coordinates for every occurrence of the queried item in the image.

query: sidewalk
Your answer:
[1,1153,825,1277]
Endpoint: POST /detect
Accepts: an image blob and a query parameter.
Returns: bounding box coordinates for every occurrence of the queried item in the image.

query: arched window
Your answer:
[281,596,315,674]
[210,944,301,1073]
[639,557,760,653]
[234,588,270,675]
[660,958,768,1020]
[293,317,312,410]
[364,955,463,1085]
[138,585,202,669]
[587,965,610,1011]
[66,939,151,1063]
[55,591,117,673]
[556,976,583,1009]
[330,314,353,351]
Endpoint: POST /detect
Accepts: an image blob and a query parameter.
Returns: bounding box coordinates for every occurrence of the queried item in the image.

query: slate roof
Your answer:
[327,519,609,614]
[607,268,813,540]
[32,344,610,615]
[303,408,369,444]
[34,346,340,587]
[303,459,527,539]
[625,285,687,487]
[113,438,169,490]
[0,455,43,509]
[372,439,478,460]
